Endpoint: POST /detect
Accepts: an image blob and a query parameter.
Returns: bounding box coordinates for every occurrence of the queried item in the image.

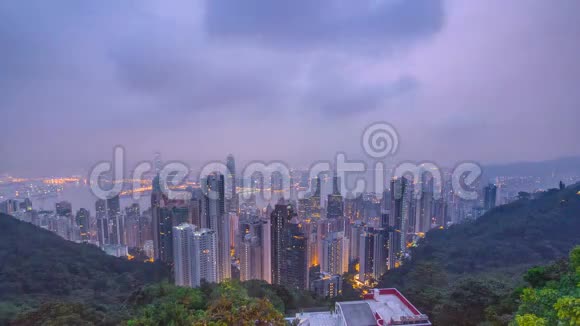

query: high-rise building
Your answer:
[173,223,218,287]
[75,208,90,242]
[483,184,497,212]
[202,173,231,281]
[226,154,238,213]
[309,177,322,219]
[95,199,108,246]
[261,216,272,284]
[152,175,173,264]
[371,228,389,280]
[284,217,308,290]
[320,231,348,275]
[327,172,344,219]
[173,223,195,287]
[239,231,263,281]
[388,177,411,270]
[270,200,291,285]
[298,198,312,220]
[359,229,374,283]
[414,178,433,234]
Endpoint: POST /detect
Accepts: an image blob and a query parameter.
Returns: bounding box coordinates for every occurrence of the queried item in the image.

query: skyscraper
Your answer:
[202,173,231,281]
[152,175,173,263]
[484,184,498,212]
[173,223,195,287]
[326,171,344,219]
[284,217,308,290]
[173,223,218,287]
[414,177,433,234]
[95,199,108,246]
[320,231,348,275]
[75,208,90,242]
[388,177,410,270]
[226,154,238,214]
[309,177,322,219]
[270,199,291,285]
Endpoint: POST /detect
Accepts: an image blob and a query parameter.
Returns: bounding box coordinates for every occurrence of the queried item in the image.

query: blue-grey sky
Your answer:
[1,0,579,176]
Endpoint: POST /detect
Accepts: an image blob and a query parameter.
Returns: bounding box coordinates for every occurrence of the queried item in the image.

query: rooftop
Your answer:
[291,288,431,326]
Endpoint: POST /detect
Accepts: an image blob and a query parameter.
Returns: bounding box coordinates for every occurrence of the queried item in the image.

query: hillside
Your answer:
[380,183,580,325]
[0,214,170,323]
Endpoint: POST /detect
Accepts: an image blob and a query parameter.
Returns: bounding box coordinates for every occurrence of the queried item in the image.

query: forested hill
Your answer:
[380,183,580,325]
[0,214,169,322]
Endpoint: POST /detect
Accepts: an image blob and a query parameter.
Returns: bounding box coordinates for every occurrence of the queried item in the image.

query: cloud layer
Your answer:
[0,0,579,176]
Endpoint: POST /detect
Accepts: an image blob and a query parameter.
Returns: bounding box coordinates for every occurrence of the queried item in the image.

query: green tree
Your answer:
[514,313,547,326]
[554,296,580,326]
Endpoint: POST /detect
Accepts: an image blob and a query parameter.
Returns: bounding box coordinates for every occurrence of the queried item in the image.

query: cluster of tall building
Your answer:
[1,155,510,298]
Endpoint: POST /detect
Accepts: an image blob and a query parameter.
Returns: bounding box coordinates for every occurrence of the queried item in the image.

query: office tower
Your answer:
[173,223,218,287]
[226,154,238,213]
[189,189,203,227]
[138,209,153,248]
[75,208,90,242]
[432,198,448,227]
[372,228,389,280]
[415,177,434,234]
[359,229,374,283]
[123,204,140,248]
[326,173,344,219]
[326,171,344,219]
[124,215,140,248]
[309,177,321,219]
[229,212,239,252]
[320,231,348,275]
[388,177,411,270]
[95,199,108,246]
[262,217,272,283]
[359,227,389,282]
[202,173,230,281]
[284,217,308,290]
[106,195,120,219]
[310,273,343,298]
[344,197,357,220]
[111,214,125,246]
[301,218,319,268]
[152,175,173,263]
[380,189,391,212]
[348,220,362,263]
[239,228,264,281]
[173,223,195,287]
[270,199,293,285]
[298,198,312,219]
[483,184,498,212]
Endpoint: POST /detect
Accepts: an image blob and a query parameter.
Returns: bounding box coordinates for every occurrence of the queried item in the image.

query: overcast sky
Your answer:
[1,0,579,176]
